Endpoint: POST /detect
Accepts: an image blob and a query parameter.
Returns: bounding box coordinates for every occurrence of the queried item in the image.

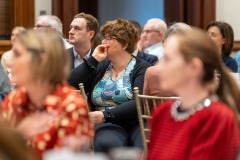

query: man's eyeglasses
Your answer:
[102,36,117,41]
[142,30,160,34]
[34,24,51,28]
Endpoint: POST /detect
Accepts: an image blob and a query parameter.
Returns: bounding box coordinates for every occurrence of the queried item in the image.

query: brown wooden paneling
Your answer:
[234,41,240,51]
[12,0,35,28]
[164,0,184,25]
[52,0,79,38]
[0,0,12,36]
[186,0,203,27]
[164,0,215,29]
[203,0,216,29]
[0,0,33,54]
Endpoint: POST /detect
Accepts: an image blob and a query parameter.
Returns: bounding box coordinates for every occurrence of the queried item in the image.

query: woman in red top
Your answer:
[147,28,240,160]
[1,30,93,158]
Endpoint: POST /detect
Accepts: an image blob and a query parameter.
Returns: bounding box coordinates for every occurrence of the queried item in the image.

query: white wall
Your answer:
[216,0,240,40]
[34,0,52,24]
[98,0,165,26]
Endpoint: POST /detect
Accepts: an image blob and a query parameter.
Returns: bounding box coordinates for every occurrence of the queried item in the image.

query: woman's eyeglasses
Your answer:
[102,36,117,41]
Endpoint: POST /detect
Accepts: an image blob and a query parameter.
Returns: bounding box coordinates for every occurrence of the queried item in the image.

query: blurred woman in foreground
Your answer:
[1,30,93,158]
[147,28,240,160]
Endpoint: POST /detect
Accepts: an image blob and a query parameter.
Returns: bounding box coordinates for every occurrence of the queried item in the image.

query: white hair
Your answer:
[146,18,167,34]
[37,15,63,35]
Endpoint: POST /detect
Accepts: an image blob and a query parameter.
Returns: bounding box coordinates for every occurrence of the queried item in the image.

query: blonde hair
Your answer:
[163,22,191,41]
[16,29,70,85]
[12,26,26,33]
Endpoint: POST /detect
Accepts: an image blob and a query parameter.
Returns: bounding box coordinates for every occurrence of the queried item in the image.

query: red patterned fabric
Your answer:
[147,101,240,160]
[1,82,93,157]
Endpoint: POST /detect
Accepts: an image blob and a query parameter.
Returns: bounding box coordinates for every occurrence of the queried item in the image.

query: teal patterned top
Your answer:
[92,57,136,108]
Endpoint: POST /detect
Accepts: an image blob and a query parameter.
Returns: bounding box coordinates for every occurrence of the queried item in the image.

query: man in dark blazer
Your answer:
[135,50,158,66]
[68,13,99,69]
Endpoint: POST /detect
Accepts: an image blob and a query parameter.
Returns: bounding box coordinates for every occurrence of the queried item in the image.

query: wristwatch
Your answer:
[102,110,115,123]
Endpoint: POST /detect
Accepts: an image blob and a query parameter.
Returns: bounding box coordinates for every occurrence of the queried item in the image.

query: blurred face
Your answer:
[11,29,22,45]
[207,26,224,53]
[159,35,192,93]
[141,23,162,48]
[33,17,52,31]
[68,18,93,46]
[9,41,33,85]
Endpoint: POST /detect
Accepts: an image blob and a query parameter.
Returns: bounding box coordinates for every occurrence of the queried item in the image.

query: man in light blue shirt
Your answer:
[140,18,167,60]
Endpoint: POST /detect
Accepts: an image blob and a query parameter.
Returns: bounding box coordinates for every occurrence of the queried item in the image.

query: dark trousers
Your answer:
[93,123,143,153]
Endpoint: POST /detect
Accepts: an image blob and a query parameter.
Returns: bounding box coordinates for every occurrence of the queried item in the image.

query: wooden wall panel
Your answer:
[0,0,12,36]
[203,0,215,29]
[164,0,184,25]
[234,41,240,51]
[165,0,215,29]
[12,0,35,28]
[52,0,79,38]
[0,0,34,54]
[186,0,215,28]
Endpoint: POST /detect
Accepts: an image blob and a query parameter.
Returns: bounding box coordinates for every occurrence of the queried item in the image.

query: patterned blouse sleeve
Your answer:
[54,93,94,147]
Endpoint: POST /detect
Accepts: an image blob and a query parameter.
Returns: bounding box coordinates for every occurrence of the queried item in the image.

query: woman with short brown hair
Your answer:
[69,18,150,153]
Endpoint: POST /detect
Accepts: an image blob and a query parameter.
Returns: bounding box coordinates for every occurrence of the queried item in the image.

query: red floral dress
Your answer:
[1,82,93,157]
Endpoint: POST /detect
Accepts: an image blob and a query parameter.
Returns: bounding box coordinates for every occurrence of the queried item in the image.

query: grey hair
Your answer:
[37,15,63,35]
[163,22,192,41]
[146,18,167,34]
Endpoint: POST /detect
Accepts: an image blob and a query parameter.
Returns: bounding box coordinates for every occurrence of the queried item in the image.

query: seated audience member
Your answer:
[1,30,93,158]
[68,18,150,153]
[34,15,72,49]
[207,21,238,72]
[0,64,11,103]
[129,20,158,66]
[1,26,26,79]
[147,28,240,160]
[68,13,99,69]
[144,22,191,96]
[139,18,167,60]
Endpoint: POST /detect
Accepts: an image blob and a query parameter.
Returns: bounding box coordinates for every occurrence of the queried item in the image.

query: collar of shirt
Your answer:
[73,48,91,60]
[144,42,163,53]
